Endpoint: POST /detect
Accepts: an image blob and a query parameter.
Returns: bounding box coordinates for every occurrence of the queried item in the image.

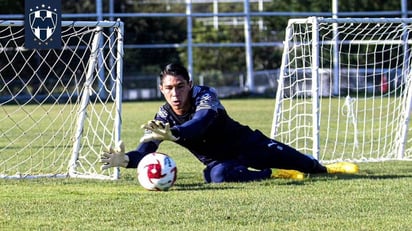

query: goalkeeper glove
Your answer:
[100,140,129,170]
[140,120,178,142]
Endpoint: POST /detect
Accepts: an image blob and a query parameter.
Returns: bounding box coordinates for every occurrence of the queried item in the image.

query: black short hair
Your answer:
[159,63,190,84]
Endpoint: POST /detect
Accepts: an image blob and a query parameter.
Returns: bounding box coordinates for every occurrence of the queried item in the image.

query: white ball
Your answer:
[137,152,177,191]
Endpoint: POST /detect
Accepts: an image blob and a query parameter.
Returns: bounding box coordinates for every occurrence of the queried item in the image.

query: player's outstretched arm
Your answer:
[100,140,129,170]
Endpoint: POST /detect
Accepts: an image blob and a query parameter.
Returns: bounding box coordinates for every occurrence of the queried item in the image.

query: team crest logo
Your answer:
[29,6,58,42]
[25,0,61,49]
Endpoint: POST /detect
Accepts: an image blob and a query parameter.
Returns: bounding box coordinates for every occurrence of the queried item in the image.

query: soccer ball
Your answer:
[137,152,177,191]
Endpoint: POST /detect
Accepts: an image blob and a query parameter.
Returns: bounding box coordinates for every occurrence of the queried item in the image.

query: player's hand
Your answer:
[140,120,178,142]
[100,140,129,170]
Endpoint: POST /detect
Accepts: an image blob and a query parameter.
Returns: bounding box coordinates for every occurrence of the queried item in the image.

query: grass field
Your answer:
[1,99,412,230]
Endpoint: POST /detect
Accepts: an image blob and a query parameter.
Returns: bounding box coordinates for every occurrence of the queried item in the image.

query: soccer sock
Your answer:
[304,154,327,173]
[205,162,272,183]
[225,166,272,182]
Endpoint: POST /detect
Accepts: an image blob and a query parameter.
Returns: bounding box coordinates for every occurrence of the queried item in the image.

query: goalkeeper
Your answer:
[101,63,359,183]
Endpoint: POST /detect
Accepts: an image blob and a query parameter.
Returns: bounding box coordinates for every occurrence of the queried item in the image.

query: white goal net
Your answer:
[0,20,124,179]
[272,17,412,163]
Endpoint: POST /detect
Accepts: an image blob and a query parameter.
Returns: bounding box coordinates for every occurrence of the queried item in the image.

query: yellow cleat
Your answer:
[325,162,359,174]
[272,169,305,180]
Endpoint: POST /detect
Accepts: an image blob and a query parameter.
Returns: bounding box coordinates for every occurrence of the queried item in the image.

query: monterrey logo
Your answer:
[25,0,61,49]
[29,5,58,42]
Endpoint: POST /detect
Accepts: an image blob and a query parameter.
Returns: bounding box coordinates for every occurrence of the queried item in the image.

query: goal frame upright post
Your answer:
[68,21,124,180]
[272,17,412,163]
[310,17,321,160]
[0,20,124,179]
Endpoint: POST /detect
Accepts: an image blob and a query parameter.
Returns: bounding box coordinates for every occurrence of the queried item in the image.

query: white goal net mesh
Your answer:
[0,20,123,179]
[272,17,412,163]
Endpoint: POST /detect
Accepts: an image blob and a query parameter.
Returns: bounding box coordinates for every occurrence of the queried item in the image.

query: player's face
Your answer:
[159,74,192,115]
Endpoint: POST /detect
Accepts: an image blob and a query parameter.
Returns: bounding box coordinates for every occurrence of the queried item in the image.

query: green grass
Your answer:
[1,99,412,231]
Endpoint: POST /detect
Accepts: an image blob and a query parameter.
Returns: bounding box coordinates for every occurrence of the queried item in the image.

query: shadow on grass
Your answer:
[171,171,412,191]
[306,172,412,182]
[174,177,309,190]
[173,183,242,191]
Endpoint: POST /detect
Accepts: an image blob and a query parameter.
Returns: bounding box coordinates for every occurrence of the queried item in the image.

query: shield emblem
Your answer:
[29,9,58,42]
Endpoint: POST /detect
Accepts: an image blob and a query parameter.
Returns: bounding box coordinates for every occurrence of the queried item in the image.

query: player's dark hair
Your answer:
[159,63,190,84]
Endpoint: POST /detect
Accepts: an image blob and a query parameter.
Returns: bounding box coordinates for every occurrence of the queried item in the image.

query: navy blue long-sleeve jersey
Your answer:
[126,85,326,174]
[127,85,254,166]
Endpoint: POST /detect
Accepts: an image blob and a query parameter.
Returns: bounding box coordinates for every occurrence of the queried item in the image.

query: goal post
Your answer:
[0,20,124,179]
[272,17,412,163]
